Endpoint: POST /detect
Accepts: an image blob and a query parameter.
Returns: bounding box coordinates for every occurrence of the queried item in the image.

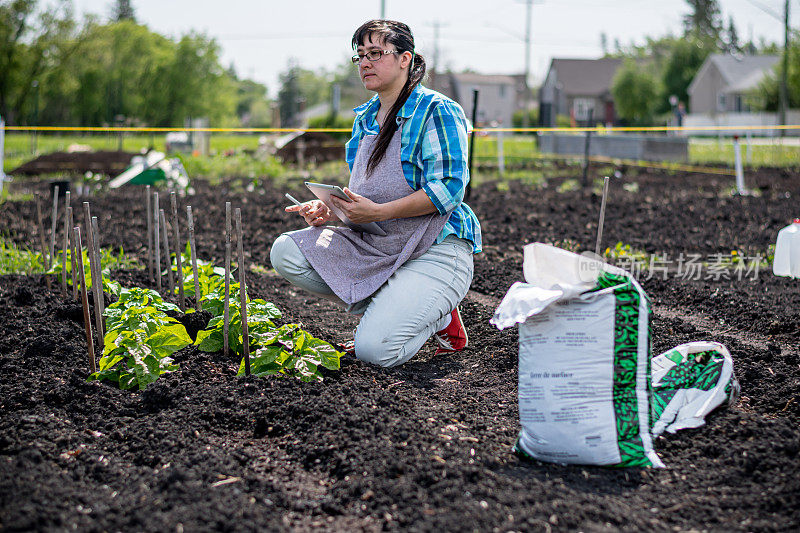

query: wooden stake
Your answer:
[34,194,50,288]
[153,192,161,293]
[67,206,78,299]
[187,206,201,311]
[49,185,59,271]
[595,176,610,258]
[91,216,105,319]
[236,208,250,376]
[223,202,231,358]
[82,202,97,296]
[171,192,185,311]
[61,191,70,296]
[74,227,96,374]
[160,209,175,295]
[90,216,105,351]
[70,216,79,298]
[146,185,153,281]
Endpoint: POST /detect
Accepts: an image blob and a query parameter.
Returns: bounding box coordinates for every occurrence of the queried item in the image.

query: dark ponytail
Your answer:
[352,20,426,176]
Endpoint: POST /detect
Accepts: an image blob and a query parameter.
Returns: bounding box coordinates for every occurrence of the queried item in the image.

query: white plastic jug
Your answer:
[773,219,800,278]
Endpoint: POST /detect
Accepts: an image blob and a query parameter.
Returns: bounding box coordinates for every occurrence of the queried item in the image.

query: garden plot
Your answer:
[0,167,798,531]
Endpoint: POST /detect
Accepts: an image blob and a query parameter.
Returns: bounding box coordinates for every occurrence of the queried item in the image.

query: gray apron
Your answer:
[290,126,448,304]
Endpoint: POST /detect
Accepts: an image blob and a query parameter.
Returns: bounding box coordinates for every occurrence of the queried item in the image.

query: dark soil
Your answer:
[9,150,137,177]
[1,166,799,531]
[276,132,346,164]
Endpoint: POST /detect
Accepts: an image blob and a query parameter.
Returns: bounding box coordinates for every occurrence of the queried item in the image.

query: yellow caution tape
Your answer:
[3,125,800,133]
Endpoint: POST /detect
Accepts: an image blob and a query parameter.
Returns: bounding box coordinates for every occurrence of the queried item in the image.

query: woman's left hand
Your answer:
[330,188,386,224]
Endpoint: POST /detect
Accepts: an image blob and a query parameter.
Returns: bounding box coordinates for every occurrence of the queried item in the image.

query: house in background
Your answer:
[683,53,798,135]
[539,58,624,127]
[430,71,528,127]
[688,54,779,114]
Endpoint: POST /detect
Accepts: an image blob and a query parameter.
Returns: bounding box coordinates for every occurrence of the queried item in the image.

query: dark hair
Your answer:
[352,20,426,176]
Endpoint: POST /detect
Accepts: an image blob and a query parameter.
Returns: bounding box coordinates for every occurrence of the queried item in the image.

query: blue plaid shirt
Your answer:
[346,85,482,253]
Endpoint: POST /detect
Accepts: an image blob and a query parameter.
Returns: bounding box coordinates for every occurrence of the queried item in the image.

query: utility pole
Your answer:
[380,0,385,18]
[519,0,535,128]
[31,80,40,154]
[426,20,447,89]
[0,114,6,195]
[779,0,789,137]
[432,20,441,72]
[524,0,532,87]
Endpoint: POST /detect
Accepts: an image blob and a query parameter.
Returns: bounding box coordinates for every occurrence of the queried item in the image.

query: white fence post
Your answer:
[745,131,752,165]
[0,115,6,195]
[734,135,746,195]
[497,129,505,176]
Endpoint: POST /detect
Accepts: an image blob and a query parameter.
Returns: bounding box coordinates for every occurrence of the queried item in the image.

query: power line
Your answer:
[426,20,449,72]
[742,0,783,20]
[217,32,344,41]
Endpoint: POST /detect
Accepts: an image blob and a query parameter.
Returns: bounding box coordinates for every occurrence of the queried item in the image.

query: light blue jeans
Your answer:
[270,233,474,367]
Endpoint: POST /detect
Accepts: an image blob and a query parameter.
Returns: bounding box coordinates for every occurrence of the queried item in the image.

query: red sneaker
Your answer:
[337,329,356,355]
[340,339,355,355]
[434,306,468,355]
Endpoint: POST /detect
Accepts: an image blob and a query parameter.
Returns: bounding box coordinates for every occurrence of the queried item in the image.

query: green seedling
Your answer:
[89,286,190,390]
[241,324,342,382]
[195,285,282,356]
[0,239,46,275]
[192,265,343,382]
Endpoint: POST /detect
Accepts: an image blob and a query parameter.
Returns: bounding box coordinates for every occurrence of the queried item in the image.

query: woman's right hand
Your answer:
[285,200,338,227]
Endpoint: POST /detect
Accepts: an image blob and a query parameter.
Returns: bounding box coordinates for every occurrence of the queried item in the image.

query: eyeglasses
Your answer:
[351,49,399,64]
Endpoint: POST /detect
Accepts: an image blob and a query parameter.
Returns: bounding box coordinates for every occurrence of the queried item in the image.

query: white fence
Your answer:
[682,111,800,136]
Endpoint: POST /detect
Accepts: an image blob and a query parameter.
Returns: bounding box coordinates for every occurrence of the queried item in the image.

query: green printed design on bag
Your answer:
[661,351,724,390]
[651,389,677,421]
[652,350,728,421]
[647,315,654,436]
[595,272,654,467]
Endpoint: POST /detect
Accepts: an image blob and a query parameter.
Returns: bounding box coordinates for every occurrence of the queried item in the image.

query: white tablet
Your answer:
[304,182,387,236]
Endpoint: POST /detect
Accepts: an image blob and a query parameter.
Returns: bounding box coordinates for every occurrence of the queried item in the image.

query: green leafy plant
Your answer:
[89,287,191,390]
[47,245,140,290]
[193,269,343,382]
[195,284,282,355]
[180,258,229,302]
[242,324,342,381]
[603,241,650,263]
[0,239,46,275]
[556,178,580,193]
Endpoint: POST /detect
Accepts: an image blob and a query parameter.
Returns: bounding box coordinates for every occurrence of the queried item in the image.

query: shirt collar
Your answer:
[397,84,424,119]
[353,84,425,128]
[353,95,380,130]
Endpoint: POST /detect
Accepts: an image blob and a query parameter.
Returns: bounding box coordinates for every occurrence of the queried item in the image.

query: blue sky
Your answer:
[72,0,791,97]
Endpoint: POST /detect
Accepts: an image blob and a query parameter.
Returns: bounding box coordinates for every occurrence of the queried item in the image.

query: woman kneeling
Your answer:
[270,19,482,367]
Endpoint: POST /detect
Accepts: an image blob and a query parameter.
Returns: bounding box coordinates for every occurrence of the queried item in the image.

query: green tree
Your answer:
[154,32,237,126]
[724,16,740,53]
[1,4,247,128]
[331,58,371,111]
[659,37,711,113]
[611,59,661,125]
[751,36,800,111]
[60,20,173,125]
[112,0,135,22]
[51,22,237,126]
[245,99,272,128]
[0,0,77,124]
[235,79,269,123]
[683,0,722,45]
[277,60,333,127]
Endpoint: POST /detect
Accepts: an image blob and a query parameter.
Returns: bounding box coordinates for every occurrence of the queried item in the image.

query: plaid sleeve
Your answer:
[419,101,470,215]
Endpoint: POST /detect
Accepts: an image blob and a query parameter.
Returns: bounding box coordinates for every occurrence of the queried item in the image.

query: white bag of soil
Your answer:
[492,243,662,467]
[651,341,739,436]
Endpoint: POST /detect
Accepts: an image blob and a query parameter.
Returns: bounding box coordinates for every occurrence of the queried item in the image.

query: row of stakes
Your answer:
[36,185,252,377]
